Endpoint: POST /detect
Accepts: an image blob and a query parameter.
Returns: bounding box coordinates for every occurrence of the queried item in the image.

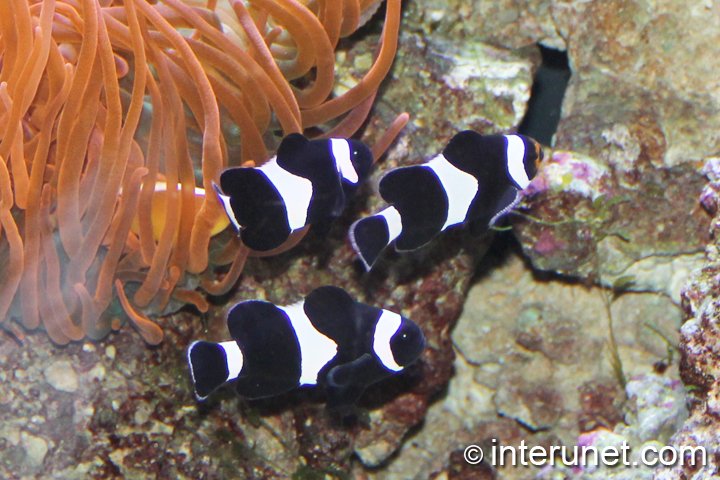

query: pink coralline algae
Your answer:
[534,229,566,254]
[542,151,612,200]
[700,157,720,213]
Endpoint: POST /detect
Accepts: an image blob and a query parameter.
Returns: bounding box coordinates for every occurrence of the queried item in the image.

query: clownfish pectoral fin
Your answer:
[325,383,367,413]
[488,187,522,228]
[325,353,392,409]
[212,182,242,232]
[325,355,372,410]
[467,187,521,237]
[349,206,403,271]
[187,340,244,400]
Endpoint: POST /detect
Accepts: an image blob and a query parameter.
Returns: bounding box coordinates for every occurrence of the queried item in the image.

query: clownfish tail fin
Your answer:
[349,206,403,271]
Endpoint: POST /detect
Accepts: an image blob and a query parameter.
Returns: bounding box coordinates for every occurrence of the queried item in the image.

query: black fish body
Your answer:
[216,133,374,251]
[349,131,544,270]
[187,286,426,410]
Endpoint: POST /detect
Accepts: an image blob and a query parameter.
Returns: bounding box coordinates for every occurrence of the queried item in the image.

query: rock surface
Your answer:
[654,204,720,480]
[0,10,536,479]
[368,251,683,480]
[6,0,720,477]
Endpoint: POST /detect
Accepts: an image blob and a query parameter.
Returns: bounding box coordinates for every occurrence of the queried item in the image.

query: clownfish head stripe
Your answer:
[331,138,359,184]
[505,134,531,189]
[373,310,403,372]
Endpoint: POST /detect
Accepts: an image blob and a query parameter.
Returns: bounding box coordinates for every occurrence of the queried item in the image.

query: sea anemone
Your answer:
[0,0,405,345]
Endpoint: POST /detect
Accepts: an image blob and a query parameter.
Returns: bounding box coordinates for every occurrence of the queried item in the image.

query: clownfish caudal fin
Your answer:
[349,206,403,270]
[187,340,244,400]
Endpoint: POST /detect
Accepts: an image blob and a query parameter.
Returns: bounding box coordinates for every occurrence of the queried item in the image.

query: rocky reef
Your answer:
[3,0,720,478]
[0,4,533,477]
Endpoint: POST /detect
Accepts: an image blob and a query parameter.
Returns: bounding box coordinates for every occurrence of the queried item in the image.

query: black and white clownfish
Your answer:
[349,131,544,270]
[187,286,426,410]
[214,133,374,252]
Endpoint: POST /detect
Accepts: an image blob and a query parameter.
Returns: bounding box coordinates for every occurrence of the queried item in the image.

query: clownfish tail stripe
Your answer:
[349,206,402,271]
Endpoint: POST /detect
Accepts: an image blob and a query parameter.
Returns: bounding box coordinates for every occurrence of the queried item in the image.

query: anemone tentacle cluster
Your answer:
[0,0,403,345]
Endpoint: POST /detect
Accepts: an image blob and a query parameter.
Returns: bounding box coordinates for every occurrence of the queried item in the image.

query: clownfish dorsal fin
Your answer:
[276,132,309,164]
[302,286,357,346]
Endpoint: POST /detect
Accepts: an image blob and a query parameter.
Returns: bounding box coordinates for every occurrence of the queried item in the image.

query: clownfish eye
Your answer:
[389,321,426,367]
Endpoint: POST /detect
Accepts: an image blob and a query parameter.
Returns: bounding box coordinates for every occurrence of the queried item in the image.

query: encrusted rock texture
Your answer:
[369,250,686,480]
[655,196,720,479]
[390,0,719,478]
[5,0,720,478]
[0,5,536,479]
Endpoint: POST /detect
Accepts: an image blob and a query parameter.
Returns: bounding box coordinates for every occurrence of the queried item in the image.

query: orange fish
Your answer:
[130,182,230,241]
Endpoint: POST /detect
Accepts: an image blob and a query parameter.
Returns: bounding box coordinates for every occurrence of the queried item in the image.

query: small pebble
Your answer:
[85,364,106,383]
[105,345,116,361]
[134,405,150,425]
[44,360,79,393]
[354,53,373,71]
[20,431,48,467]
[30,416,45,425]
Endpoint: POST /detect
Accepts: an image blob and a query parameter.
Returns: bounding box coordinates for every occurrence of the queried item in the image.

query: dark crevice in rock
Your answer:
[518,45,571,146]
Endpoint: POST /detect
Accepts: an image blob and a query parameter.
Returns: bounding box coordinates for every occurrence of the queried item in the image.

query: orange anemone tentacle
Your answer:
[0,155,24,327]
[0,0,402,344]
[115,279,164,345]
[319,90,377,140]
[136,70,163,265]
[301,0,401,128]
[370,112,410,162]
[135,0,224,275]
[172,288,210,313]
[20,63,73,331]
[201,243,250,296]
[230,0,301,126]
[340,0,361,38]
